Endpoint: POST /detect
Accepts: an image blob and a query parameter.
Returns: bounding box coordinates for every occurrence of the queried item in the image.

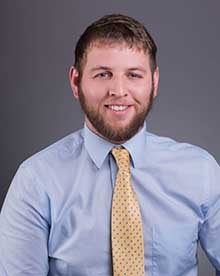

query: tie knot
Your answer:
[112,147,130,172]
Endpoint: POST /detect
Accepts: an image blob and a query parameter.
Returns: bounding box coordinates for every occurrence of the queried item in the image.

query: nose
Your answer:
[108,76,128,97]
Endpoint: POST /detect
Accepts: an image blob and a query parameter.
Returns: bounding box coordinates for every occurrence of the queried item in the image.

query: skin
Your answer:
[69,44,159,144]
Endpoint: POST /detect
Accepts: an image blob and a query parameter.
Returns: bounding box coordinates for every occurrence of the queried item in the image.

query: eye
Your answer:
[127,72,143,79]
[94,71,112,79]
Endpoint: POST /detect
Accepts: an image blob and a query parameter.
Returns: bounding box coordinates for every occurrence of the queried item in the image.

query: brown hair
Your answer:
[74,14,157,76]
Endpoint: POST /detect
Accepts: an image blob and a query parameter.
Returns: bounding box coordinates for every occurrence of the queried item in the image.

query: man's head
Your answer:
[74,14,157,79]
[69,14,159,144]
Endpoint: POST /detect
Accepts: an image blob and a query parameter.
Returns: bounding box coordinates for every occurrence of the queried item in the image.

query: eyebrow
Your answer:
[127,67,147,73]
[90,66,112,72]
[90,66,147,73]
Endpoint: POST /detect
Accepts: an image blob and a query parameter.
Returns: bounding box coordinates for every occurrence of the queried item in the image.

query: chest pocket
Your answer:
[153,224,198,276]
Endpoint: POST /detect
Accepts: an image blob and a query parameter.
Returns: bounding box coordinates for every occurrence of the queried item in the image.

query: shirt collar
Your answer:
[83,122,148,169]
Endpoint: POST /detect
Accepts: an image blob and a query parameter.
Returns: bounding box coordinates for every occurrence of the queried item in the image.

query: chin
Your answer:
[109,119,132,127]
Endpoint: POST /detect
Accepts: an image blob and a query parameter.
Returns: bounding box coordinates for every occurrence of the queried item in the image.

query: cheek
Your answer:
[82,91,106,110]
[84,82,108,102]
[129,80,152,96]
[132,88,152,103]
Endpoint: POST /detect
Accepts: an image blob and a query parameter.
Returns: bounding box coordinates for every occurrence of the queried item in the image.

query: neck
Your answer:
[85,119,144,145]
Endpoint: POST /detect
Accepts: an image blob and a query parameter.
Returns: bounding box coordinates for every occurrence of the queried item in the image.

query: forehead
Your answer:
[83,44,151,70]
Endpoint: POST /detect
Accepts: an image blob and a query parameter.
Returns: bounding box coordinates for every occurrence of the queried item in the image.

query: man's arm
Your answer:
[199,155,220,275]
[0,164,50,275]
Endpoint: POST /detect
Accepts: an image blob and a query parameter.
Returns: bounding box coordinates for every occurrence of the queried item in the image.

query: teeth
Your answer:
[109,105,128,111]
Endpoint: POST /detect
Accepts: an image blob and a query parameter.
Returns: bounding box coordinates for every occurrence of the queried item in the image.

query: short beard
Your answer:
[78,85,154,143]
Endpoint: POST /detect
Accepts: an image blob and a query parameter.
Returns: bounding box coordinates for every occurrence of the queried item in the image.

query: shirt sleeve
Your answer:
[199,155,220,274]
[0,164,50,275]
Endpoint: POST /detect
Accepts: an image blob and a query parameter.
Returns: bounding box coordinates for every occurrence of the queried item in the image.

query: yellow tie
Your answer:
[111,147,145,276]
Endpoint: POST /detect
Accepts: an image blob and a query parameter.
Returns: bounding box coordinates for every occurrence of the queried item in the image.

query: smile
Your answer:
[107,105,129,111]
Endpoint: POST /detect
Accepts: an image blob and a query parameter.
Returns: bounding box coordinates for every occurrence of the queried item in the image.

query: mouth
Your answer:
[105,105,130,111]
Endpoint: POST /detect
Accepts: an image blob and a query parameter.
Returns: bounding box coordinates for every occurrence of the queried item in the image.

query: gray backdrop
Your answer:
[1,1,220,275]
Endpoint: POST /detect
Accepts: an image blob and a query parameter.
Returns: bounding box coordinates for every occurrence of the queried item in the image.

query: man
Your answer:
[0,14,220,276]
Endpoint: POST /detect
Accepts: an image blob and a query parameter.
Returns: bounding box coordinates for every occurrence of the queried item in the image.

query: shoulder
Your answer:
[8,129,85,199]
[20,128,84,170]
[146,130,218,167]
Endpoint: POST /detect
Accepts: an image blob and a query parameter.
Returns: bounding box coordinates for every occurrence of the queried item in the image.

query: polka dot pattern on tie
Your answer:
[111,147,145,276]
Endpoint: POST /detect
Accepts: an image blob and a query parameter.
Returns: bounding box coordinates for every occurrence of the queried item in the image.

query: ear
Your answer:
[152,66,159,98]
[69,66,80,99]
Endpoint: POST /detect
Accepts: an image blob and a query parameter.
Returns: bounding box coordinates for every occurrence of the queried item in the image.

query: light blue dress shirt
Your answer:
[0,123,220,276]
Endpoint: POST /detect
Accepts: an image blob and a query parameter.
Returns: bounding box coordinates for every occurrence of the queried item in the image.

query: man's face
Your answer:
[70,44,159,143]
